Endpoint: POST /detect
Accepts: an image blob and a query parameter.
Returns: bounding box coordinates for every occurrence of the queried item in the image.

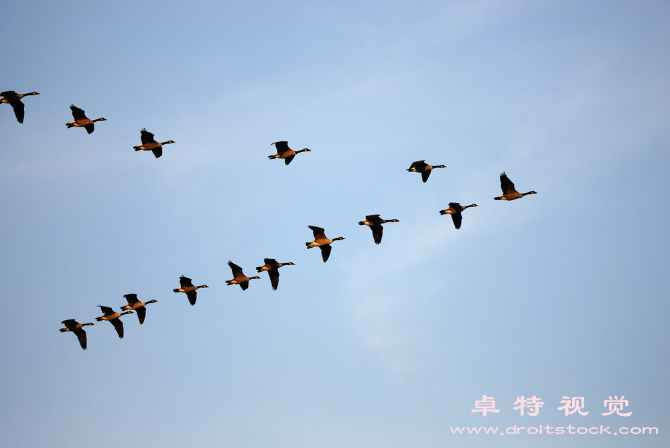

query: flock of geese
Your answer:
[1,90,538,350]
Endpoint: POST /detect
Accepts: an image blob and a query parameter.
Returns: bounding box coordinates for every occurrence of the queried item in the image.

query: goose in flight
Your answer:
[133,128,175,158]
[226,261,261,290]
[95,306,133,339]
[256,258,295,290]
[60,319,94,350]
[173,276,208,306]
[120,294,158,325]
[358,215,399,244]
[269,141,311,165]
[66,105,106,134]
[494,172,537,200]
[439,202,477,229]
[407,160,446,183]
[1,91,39,123]
[306,225,345,262]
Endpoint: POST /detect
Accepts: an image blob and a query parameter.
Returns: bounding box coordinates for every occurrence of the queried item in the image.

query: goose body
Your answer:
[1,91,39,123]
[407,160,446,183]
[226,261,260,290]
[66,105,106,134]
[60,319,93,350]
[133,128,174,158]
[306,225,345,262]
[269,141,311,165]
[120,294,157,325]
[494,172,537,200]
[439,202,478,229]
[358,215,399,244]
[256,258,295,290]
[173,276,208,306]
[95,306,132,339]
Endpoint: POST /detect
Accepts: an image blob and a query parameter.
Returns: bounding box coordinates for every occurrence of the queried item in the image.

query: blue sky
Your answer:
[1,2,668,447]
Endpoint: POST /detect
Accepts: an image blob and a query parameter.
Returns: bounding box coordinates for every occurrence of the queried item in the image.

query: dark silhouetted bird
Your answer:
[60,319,94,350]
[407,160,446,183]
[269,141,311,165]
[256,258,295,290]
[133,128,175,158]
[306,225,345,262]
[1,91,39,123]
[226,261,261,290]
[173,276,208,306]
[358,215,399,244]
[120,294,158,325]
[439,202,478,229]
[494,172,537,200]
[66,105,106,134]
[95,306,132,339]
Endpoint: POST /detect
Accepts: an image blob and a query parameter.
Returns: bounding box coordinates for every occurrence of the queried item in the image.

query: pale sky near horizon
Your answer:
[1,2,668,447]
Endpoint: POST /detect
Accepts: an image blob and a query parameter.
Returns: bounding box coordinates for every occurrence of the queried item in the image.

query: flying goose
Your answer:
[226,261,261,290]
[256,258,295,290]
[494,172,537,200]
[120,294,157,325]
[1,91,39,123]
[358,215,399,244]
[66,105,106,134]
[306,225,345,262]
[133,128,175,158]
[173,276,208,306]
[95,306,132,339]
[60,319,94,350]
[407,160,446,183]
[269,141,311,165]
[439,202,478,229]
